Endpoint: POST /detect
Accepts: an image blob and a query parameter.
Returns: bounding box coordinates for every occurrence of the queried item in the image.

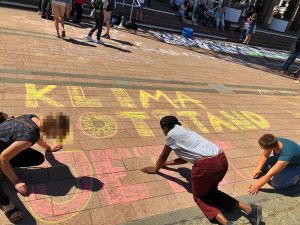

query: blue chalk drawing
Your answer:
[149,30,290,60]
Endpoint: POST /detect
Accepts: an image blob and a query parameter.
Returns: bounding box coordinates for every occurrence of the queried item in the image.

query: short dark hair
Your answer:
[0,112,8,124]
[258,134,278,149]
[160,116,181,132]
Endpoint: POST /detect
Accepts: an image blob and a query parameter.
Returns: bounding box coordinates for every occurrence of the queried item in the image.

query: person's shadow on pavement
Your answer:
[9,151,103,224]
[41,151,103,196]
[159,166,265,225]
[158,166,192,193]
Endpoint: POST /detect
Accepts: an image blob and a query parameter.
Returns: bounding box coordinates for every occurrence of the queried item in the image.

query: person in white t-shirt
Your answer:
[142,116,262,225]
[136,0,145,23]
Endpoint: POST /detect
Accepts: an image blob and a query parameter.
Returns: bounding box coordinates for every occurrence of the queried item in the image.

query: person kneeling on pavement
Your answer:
[142,116,262,225]
[0,112,69,222]
[249,134,300,194]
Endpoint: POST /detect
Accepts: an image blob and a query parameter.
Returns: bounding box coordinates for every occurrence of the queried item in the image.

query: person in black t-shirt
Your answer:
[0,112,69,222]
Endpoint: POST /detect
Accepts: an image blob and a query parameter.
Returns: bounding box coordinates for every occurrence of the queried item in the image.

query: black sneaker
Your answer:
[102,33,110,39]
[61,30,66,38]
[248,204,262,225]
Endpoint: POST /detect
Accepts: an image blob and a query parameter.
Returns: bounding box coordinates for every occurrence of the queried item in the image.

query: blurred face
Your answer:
[44,127,64,140]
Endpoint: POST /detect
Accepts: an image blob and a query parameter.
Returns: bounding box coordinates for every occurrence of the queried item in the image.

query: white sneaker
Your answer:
[86,35,93,42]
[96,40,104,45]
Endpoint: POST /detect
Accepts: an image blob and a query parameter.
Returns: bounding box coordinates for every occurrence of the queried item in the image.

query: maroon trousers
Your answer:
[192,152,238,220]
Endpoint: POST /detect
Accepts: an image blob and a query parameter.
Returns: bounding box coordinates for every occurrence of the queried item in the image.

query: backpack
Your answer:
[92,0,103,14]
[124,21,138,30]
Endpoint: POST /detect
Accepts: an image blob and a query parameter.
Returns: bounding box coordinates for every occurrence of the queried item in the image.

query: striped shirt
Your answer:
[166,125,220,163]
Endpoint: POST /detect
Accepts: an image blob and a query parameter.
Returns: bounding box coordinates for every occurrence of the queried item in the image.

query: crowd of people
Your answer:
[37,0,115,43]
[170,0,261,44]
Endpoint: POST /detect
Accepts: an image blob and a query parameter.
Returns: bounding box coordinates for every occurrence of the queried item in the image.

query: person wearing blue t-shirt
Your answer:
[249,134,300,195]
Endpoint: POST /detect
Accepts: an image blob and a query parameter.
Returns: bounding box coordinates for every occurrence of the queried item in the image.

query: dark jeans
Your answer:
[0,147,45,206]
[203,15,215,27]
[88,14,103,40]
[192,152,238,220]
[41,0,52,18]
[38,0,42,10]
[281,51,300,72]
[75,2,83,21]
[262,156,300,189]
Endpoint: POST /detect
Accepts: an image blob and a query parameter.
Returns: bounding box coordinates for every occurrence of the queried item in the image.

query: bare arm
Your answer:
[249,161,288,194]
[252,149,272,178]
[36,138,51,151]
[165,158,188,166]
[142,145,172,174]
[0,141,32,184]
[37,138,63,152]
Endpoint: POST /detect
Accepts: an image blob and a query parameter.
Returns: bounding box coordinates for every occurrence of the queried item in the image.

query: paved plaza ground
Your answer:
[1,6,300,225]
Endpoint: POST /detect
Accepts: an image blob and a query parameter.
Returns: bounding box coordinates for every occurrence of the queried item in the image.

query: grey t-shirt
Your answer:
[0,114,40,152]
[166,125,220,163]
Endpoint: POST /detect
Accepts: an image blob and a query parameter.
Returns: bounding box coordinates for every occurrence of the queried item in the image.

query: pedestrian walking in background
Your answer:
[281,35,300,75]
[52,0,72,38]
[73,0,84,24]
[102,0,116,39]
[86,0,104,44]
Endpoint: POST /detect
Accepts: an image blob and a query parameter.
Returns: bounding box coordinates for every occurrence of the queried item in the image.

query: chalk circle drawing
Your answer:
[80,112,117,138]
[149,30,289,60]
[26,151,93,223]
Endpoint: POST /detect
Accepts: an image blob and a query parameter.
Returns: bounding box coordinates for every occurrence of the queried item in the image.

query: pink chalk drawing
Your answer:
[166,180,186,193]
[26,143,249,223]
[133,145,164,158]
[214,141,233,150]
[27,151,93,223]
[90,149,150,205]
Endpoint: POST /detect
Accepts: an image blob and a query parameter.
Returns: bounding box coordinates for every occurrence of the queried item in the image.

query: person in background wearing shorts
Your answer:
[142,116,262,225]
[52,0,72,38]
[136,0,144,23]
[102,0,115,39]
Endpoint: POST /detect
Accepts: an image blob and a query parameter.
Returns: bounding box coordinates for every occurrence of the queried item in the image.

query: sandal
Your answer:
[15,181,27,196]
[0,205,23,222]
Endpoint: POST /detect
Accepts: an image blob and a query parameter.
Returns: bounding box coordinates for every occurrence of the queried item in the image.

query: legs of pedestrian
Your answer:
[74,3,83,23]
[52,3,66,38]
[281,52,300,74]
[38,0,42,14]
[103,12,111,39]
[87,15,103,44]
[41,0,49,18]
